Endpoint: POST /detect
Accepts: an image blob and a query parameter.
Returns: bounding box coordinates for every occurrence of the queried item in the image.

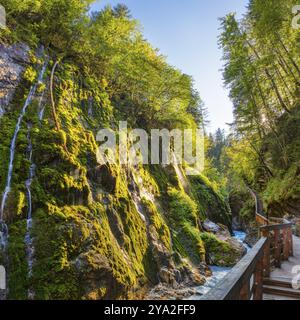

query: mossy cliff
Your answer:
[0,38,240,300]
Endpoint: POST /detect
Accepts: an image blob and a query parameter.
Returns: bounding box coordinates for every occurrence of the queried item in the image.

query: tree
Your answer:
[113,4,131,18]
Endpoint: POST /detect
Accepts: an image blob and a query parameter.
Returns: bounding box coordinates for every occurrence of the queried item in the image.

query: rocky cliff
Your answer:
[0,43,244,300]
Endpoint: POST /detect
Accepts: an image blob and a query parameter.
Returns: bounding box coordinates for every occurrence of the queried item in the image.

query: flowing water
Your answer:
[24,124,35,277]
[188,231,249,299]
[233,230,251,251]
[24,124,36,300]
[0,61,47,297]
[0,61,47,220]
[38,91,46,121]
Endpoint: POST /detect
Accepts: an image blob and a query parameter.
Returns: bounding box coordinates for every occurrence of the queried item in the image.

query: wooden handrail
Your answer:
[256,213,269,225]
[200,238,268,300]
[260,222,293,231]
[201,220,294,300]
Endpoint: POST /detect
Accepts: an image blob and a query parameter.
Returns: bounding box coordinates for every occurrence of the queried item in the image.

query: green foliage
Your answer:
[218,1,300,219]
[189,175,231,228]
[200,232,242,267]
[7,220,28,299]
[0,0,252,300]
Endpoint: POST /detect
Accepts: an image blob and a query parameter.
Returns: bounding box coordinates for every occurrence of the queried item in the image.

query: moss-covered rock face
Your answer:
[200,232,245,267]
[189,175,232,229]
[0,44,237,300]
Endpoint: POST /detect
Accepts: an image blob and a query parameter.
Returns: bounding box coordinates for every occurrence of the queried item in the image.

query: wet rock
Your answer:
[202,219,221,233]
[89,165,117,193]
[0,43,30,116]
[198,262,212,277]
[244,222,260,247]
[107,208,126,247]
[201,220,246,267]
[158,267,177,287]
[232,216,243,231]
[145,283,197,300]
[73,251,125,300]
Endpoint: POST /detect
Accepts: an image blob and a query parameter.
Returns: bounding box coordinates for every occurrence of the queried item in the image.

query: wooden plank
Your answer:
[261,223,293,231]
[263,285,300,299]
[263,278,297,289]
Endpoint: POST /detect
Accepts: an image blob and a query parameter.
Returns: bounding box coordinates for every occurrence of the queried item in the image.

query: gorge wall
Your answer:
[0,43,243,300]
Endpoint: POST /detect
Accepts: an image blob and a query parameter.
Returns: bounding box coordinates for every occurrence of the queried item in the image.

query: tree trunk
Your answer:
[277,36,300,78]
[275,47,300,85]
[249,142,274,178]
[246,40,291,114]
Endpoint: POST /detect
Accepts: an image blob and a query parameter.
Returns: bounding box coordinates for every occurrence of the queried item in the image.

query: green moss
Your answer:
[0,50,233,300]
[23,66,37,83]
[167,187,205,264]
[16,192,26,216]
[189,174,231,228]
[7,220,28,300]
[200,232,242,267]
[141,198,171,252]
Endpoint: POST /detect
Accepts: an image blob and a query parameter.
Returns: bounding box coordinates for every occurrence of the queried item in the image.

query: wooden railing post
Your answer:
[288,227,293,257]
[282,228,289,260]
[274,229,281,268]
[253,257,263,300]
[240,281,251,300]
[261,229,270,277]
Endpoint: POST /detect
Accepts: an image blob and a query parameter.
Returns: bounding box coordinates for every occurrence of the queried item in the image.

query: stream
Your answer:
[188,231,250,299]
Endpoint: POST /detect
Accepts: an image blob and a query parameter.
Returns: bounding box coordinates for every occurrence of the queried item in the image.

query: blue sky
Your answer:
[90,0,248,133]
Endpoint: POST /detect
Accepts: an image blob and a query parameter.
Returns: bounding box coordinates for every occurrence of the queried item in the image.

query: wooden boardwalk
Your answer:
[201,218,300,300]
[200,191,300,300]
[263,235,300,300]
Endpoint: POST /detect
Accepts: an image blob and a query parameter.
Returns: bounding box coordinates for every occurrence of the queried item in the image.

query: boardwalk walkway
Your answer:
[200,219,300,300]
[264,235,300,300]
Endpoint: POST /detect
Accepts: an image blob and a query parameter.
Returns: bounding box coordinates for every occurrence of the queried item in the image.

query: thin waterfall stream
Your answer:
[24,123,36,299]
[0,60,47,275]
[38,91,46,121]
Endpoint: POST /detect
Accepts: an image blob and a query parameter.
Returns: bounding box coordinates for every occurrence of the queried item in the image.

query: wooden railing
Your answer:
[200,220,294,300]
[256,213,269,226]
[260,222,294,269]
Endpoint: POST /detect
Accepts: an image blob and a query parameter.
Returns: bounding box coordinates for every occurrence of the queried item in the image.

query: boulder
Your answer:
[201,220,246,267]
[202,219,221,233]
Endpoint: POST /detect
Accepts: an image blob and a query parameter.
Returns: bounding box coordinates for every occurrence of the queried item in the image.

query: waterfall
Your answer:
[38,91,46,121]
[0,61,47,272]
[0,222,8,251]
[0,61,47,220]
[24,123,36,299]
